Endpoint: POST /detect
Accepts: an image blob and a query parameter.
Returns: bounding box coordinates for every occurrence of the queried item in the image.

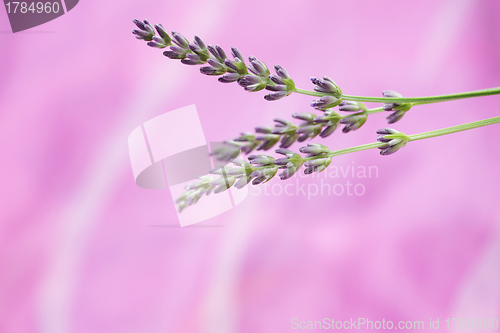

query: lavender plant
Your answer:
[131,19,500,211]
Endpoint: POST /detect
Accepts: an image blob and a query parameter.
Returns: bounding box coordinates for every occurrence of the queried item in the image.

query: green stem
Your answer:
[304,116,500,161]
[409,116,500,141]
[294,87,500,104]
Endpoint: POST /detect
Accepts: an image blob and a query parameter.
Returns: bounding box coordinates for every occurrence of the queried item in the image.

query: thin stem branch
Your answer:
[409,116,500,141]
[295,87,500,104]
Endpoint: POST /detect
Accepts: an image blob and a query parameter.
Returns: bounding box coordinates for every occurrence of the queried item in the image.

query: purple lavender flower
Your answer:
[376,128,409,155]
[238,75,267,92]
[303,157,332,173]
[299,143,330,157]
[132,18,155,41]
[275,148,304,180]
[310,76,342,97]
[264,65,295,101]
[382,90,412,124]
[339,114,367,133]
[338,101,366,112]
[311,96,341,110]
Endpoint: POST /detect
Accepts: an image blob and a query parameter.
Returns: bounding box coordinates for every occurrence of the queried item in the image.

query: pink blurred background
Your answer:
[1,0,499,332]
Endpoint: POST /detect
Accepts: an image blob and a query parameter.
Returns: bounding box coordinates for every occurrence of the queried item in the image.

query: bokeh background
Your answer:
[1,0,499,332]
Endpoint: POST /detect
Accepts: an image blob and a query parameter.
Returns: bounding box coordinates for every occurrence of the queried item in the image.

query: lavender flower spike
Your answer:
[376,128,409,155]
[382,90,412,124]
[339,114,367,133]
[311,96,341,110]
[310,76,342,97]
[339,101,366,112]
[264,64,295,101]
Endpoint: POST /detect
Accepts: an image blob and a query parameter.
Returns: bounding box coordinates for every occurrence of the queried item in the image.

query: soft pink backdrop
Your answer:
[1,0,499,332]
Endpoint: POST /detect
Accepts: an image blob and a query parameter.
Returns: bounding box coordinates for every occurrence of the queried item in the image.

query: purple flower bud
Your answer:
[155,24,170,43]
[207,58,224,69]
[310,96,340,110]
[133,19,147,31]
[218,72,241,83]
[279,166,300,180]
[231,47,244,61]
[387,110,407,124]
[163,49,186,60]
[132,29,151,39]
[255,126,273,134]
[194,36,206,49]
[252,176,267,185]
[200,66,224,75]
[274,158,290,166]
[276,148,294,156]
[234,176,252,189]
[264,91,288,101]
[181,54,205,65]
[147,41,167,49]
[340,115,367,133]
[269,73,285,85]
[376,128,399,135]
[248,56,270,77]
[238,75,264,86]
[297,133,309,142]
[320,124,337,138]
[274,65,290,79]
[339,101,364,112]
[274,118,290,126]
[310,76,341,96]
[248,155,275,166]
[280,134,296,148]
[299,143,330,156]
[265,84,287,91]
[382,90,403,98]
[171,31,189,48]
[292,113,315,122]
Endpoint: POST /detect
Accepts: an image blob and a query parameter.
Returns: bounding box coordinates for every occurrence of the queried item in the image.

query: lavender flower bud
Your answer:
[280,134,297,148]
[255,134,281,150]
[163,46,188,59]
[207,44,227,62]
[310,76,342,97]
[264,91,288,101]
[382,90,412,124]
[155,24,171,43]
[266,84,287,91]
[299,143,330,156]
[234,175,253,189]
[340,114,367,133]
[269,73,285,85]
[275,148,294,156]
[251,167,278,180]
[274,65,291,80]
[387,110,409,124]
[238,75,267,92]
[279,166,300,180]
[218,72,241,83]
[224,59,247,74]
[248,155,275,166]
[254,126,273,134]
[248,56,270,77]
[376,129,409,156]
[200,66,226,75]
[171,31,190,48]
[303,157,332,173]
[319,123,338,138]
[132,18,147,31]
[292,113,316,122]
[181,54,205,65]
[338,101,366,112]
[310,96,341,110]
[231,47,245,62]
